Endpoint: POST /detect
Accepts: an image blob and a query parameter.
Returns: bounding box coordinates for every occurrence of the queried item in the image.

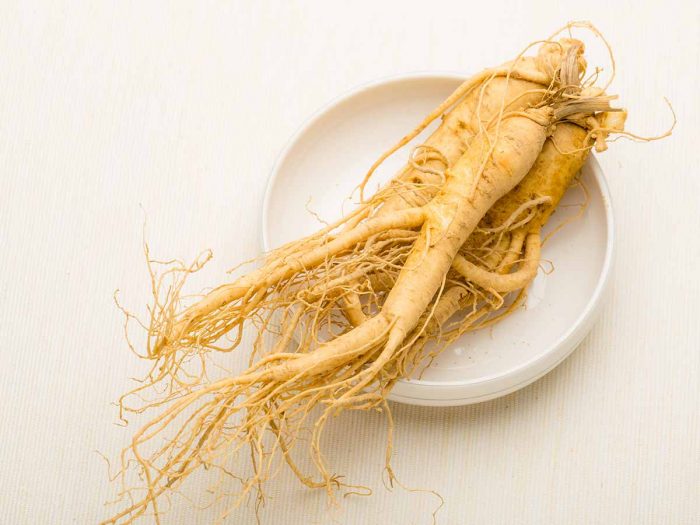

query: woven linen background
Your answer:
[1,1,698,523]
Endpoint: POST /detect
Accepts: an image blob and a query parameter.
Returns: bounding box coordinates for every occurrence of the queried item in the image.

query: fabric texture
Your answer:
[0,1,698,523]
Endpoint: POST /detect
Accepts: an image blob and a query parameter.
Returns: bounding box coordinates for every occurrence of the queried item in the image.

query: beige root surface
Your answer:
[106,25,638,525]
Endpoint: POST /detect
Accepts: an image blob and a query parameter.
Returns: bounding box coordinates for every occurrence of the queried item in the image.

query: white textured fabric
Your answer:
[1,1,698,524]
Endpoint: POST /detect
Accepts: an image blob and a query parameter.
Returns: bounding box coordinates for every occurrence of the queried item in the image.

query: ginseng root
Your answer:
[107,26,640,524]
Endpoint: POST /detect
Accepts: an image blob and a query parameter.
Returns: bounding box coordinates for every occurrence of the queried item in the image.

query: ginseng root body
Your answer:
[107,26,638,525]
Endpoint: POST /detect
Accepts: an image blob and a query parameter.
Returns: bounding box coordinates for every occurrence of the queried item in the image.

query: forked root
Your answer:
[105,21,669,525]
[453,232,541,292]
[107,313,442,524]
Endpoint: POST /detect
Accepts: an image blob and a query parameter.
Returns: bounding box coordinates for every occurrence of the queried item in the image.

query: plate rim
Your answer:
[261,72,614,404]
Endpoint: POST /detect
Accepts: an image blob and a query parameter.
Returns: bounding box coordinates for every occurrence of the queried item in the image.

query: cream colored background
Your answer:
[1,1,698,524]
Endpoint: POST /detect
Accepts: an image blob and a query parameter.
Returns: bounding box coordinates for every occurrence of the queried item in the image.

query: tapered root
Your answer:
[453,232,541,292]
[106,23,644,525]
[153,207,426,358]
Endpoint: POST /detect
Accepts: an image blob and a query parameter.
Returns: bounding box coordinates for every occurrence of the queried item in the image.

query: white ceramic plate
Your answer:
[262,73,613,406]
